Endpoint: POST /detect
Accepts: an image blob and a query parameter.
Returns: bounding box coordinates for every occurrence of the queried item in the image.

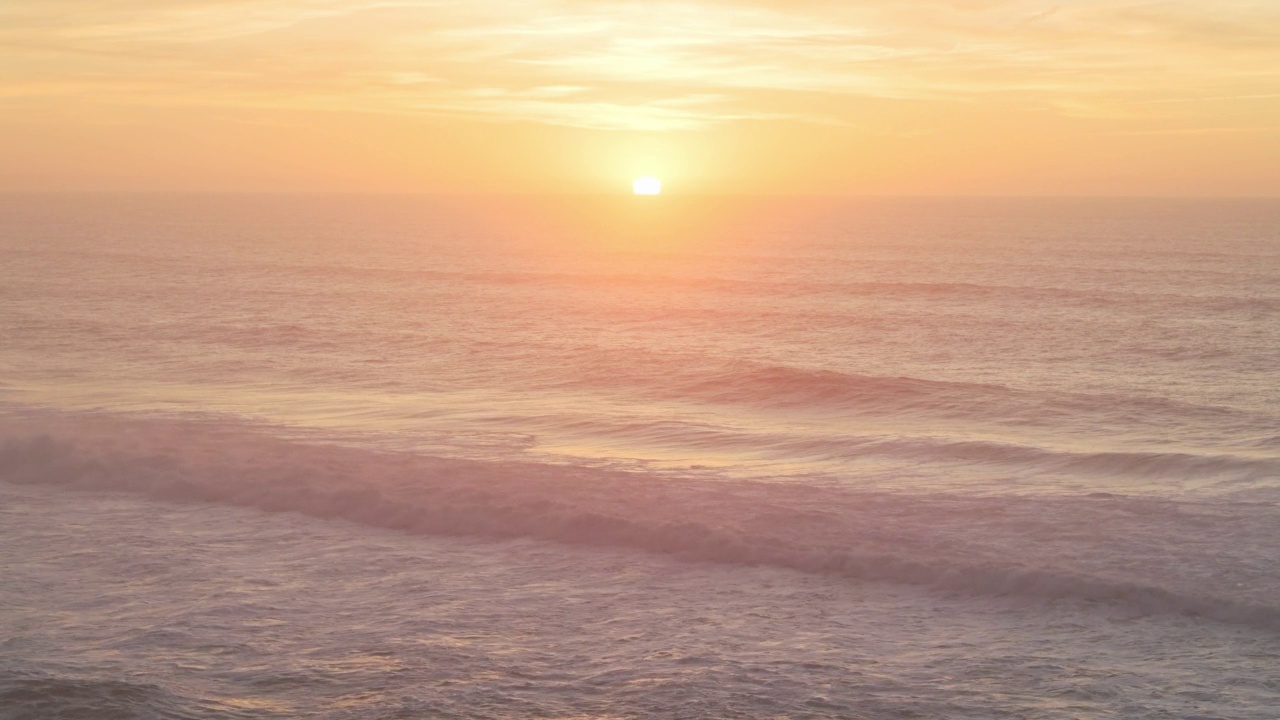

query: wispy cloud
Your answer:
[2,0,1278,131]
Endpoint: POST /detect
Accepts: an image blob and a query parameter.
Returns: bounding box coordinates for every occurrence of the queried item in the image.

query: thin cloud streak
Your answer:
[2,0,1278,130]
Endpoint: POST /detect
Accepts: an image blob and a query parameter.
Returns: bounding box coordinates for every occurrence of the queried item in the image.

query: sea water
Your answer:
[1,194,1278,718]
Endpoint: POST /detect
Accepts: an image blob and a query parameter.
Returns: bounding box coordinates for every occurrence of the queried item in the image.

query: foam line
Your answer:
[2,422,1278,632]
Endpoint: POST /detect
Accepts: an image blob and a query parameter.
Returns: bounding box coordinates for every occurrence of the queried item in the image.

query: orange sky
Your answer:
[2,0,1278,195]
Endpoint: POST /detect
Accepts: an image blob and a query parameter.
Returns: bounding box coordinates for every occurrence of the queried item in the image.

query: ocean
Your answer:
[1,194,1278,718]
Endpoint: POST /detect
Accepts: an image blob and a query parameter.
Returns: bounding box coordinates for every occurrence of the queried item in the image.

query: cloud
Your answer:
[1,0,1278,131]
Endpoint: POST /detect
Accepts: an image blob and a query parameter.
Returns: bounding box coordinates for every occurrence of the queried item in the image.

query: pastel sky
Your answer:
[3,0,1278,194]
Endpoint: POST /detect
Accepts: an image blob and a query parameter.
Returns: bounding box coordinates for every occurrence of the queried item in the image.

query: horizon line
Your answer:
[3,190,1280,200]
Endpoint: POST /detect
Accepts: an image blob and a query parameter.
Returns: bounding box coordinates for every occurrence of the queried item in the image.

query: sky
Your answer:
[2,0,1279,195]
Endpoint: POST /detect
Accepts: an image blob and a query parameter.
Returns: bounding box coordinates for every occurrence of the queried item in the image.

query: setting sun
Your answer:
[633,177,662,195]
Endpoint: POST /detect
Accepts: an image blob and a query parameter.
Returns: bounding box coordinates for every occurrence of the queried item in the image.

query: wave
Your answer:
[43,244,1277,316]
[677,365,1007,411]
[654,362,1265,432]
[504,410,1279,486]
[0,669,217,720]
[3,414,1279,633]
[278,266,1280,316]
[842,436,1280,483]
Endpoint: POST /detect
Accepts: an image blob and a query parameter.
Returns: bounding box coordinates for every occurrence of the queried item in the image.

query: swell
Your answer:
[27,246,1276,315]
[504,411,1279,486]
[8,311,1273,446]
[263,265,1280,316]
[3,416,1279,633]
[845,436,1280,483]
[0,668,219,720]
[676,365,1005,411]
[641,362,1271,439]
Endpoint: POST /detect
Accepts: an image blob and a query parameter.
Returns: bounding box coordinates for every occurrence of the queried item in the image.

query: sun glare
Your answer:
[633,176,662,195]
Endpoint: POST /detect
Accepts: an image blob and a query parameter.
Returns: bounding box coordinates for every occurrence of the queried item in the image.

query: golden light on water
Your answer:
[633,177,662,195]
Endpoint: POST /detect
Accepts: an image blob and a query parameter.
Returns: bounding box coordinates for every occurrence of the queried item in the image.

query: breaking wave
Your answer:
[3,415,1278,633]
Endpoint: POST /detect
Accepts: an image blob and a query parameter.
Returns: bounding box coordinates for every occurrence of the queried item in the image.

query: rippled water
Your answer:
[1,194,1278,718]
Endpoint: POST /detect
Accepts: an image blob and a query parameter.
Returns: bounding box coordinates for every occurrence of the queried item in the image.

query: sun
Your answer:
[632,176,662,195]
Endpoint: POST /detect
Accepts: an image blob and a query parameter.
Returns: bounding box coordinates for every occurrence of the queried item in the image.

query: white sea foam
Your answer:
[4,473,1280,719]
[3,413,1278,633]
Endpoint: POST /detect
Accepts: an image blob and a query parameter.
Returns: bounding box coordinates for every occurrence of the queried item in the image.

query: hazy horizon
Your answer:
[6,190,1280,198]
[4,0,1279,196]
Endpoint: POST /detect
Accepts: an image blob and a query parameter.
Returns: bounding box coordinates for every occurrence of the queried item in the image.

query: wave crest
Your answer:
[0,669,212,720]
[3,416,1278,633]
